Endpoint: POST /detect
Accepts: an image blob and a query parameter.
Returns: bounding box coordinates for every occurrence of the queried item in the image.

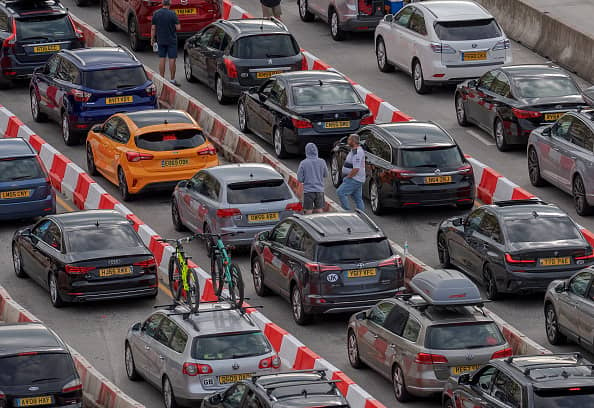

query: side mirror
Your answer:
[452,217,464,227]
[258,230,270,241]
[384,14,393,23]
[458,373,471,385]
[131,322,142,331]
[258,93,267,103]
[355,311,367,321]
[208,394,222,405]
[178,180,189,189]
[467,79,478,88]
[541,126,552,137]
[91,124,103,133]
[249,86,258,94]
[21,227,32,236]
[555,281,567,293]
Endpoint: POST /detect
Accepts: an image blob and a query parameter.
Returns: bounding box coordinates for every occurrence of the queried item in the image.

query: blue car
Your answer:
[30,47,157,146]
[0,138,55,220]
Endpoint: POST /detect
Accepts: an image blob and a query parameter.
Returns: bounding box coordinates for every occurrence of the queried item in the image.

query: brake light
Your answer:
[125,151,154,162]
[224,58,237,79]
[505,253,536,264]
[291,117,313,128]
[134,258,156,267]
[18,352,38,356]
[259,355,281,369]
[216,208,241,217]
[491,347,513,359]
[492,39,510,50]
[62,379,82,393]
[285,202,303,212]
[65,265,94,274]
[300,54,308,71]
[197,145,217,155]
[378,255,402,267]
[512,108,542,119]
[569,388,582,391]
[360,113,374,125]
[390,169,416,180]
[68,16,84,40]
[457,164,473,174]
[146,84,156,96]
[70,89,91,102]
[182,362,213,375]
[430,43,456,54]
[305,263,341,273]
[415,353,448,364]
[2,20,16,49]
[575,250,594,260]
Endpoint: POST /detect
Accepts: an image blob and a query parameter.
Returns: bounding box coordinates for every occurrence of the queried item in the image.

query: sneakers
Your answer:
[169,79,179,86]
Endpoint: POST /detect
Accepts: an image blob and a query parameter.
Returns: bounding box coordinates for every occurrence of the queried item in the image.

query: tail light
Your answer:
[492,39,511,50]
[291,117,312,129]
[224,58,238,79]
[505,253,536,265]
[512,108,542,119]
[575,250,594,260]
[125,151,154,162]
[415,353,448,364]
[183,362,212,376]
[491,347,513,359]
[390,169,416,180]
[259,355,281,369]
[430,43,456,54]
[457,164,473,174]
[146,84,156,96]
[2,20,16,49]
[305,263,341,273]
[65,265,94,274]
[360,113,374,125]
[300,54,308,71]
[216,208,241,217]
[70,89,91,102]
[18,352,38,356]
[378,255,402,268]
[62,378,83,393]
[68,16,84,40]
[197,145,217,155]
[285,202,303,212]
[134,258,156,268]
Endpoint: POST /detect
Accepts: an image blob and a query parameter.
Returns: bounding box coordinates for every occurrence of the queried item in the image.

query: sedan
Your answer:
[12,210,158,307]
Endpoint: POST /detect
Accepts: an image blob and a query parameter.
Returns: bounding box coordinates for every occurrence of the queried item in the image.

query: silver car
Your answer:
[124,303,281,408]
[346,269,511,402]
[171,164,301,247]
[528,110,594,216]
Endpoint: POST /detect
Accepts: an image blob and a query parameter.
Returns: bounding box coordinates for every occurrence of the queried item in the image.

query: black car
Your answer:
[330,122,475,214]
[239,71,373,158]
[202,370,349,408]
[0,0,84,87]
[184,18,305,105]
[455,64,586,151]
[250,210,404,325]
[437,199,594,300]
[442,353,594,408]
[11,209,158,307]
[0,322,82,408]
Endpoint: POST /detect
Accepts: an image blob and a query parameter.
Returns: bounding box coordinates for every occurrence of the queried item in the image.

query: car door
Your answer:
[220,383,249,408]
[447,209,483,273]
[557,271,591,343]
[53,57,77,117]
[35,54,61,117]
[109,0,125,26]
[30,220,62,288]
[460,209,488,278]
[205,27,228,88]
[18,219,51,280]
[389,7,414,69]
[403,9,428,69]
[178,172,207,232]
[563,117,593,192]
[93,117,119,180]
[262,221,292,294]
[480,72,512,134]
[133,313,165,380]
[192,26,217,83]
[383,312,421,381]
[151,317,179,391]
[488,371,522,408]
[282,224,311,299]
[260,80,286,141]
[246,79,274,139]
[581,281,594,350]
[197,173,221,232]
[454,365,498,408]
[363,132,392,199]
[466,70,498,125]
[544,115,576,190]
[167,327,189,398]
[358,301,397,373]
[104,117,130,181]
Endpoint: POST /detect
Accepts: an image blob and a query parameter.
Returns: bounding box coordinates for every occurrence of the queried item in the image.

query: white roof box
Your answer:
[409,269,483,306]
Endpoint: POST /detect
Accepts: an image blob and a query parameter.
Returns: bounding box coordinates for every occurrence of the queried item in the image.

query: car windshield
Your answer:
[400,146,464,168]
[0,157,44,182]
[16,15,74,40]
[226,179,292,204]
[67,225,143,252]
[513,77,580,98]
[504,217,581,243]
[82,67,147,91]
[425,322,505,350]
[0,353,74,386]
[317,238,392,263]
[192,331,271,360]
[231,34,299,59]
[292,83,359,106]
[534,386,594,407]
[135,130,206,151]
[434,19,502,41]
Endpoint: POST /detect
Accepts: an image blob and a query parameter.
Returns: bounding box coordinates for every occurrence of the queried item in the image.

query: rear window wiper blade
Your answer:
[413,163,439,168]
[21,36,52,41]
[265,54,287,58]
[260,198,281,203]
[115,84,139,89]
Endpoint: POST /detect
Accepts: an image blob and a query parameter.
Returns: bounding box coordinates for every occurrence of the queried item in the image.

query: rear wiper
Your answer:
[341,258,361,262]
[115,84,138,89]
[464,344,491,349]
[265,54,287,58]
[31,377,61,383]
[260,198,280,203]
[232,353,254,359]
[414,163,439,168]
[21,36,51,41]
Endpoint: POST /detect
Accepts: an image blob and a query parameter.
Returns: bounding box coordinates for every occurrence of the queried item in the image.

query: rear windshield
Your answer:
[434,19,502,41]
[0,353,74,386]
[292,83,360,106]
[400,146,464,168]
[83,67,147,91]
[135,130,206,151]
[514,77,580,98]
[0,157,44,182]
[231,34,299,59]
[317,238,392,263]
[68,225,143,252]
[425,322,505,350]
[226,179,292,204]
[192,331,271,360]
[16,15,74,41]
[504,217,581,243]
[534,386,594,407]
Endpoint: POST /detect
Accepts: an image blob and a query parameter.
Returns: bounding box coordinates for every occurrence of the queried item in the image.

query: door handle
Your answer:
[553,148,560,152]
[372,334,378,339]
[569,156,577,159]
[145,346,150,350]
[389,344,396,349]
[159,356,165,360]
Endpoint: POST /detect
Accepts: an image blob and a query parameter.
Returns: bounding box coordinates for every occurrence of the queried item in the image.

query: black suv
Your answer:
[0,322,82,408]
[183,18,305,104]
[330,122,475,215]
[202,370,349,408]
[0,0,84,87]
[437,199,594,300]
[250,210,404,324]
[443,353,594,408]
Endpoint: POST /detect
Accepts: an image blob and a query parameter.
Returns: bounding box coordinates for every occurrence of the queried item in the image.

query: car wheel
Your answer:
[171,198,186,232]
[273,127,288,159]
[444,398,455,408]
[86,144,98,176]
[30,90,46,122]
[128,18,146,51]
[455,93,469,126]
[162,377,177,408]
[376,38,394,73]
[184,53,196,83]
[370,180,384,215]
[494,118,509,152]
[545,303,566,345]
[412,60,430,94]
[49,273,65,308]
[238,100,250,133]
[347,329,365,368]
[291,285,312,325]
[61,113,79,146]
[573,175,593,216]
[437,233,451,267]
[392,365,411,402]
[330,154,342,187]
[125,343,141,381]
[13,245,27,278]
[252,259,271,297]
[528,147,547,187]
[118,168,133,202]
[330,9,346,41]
[101,0,115,31]
[484,265,501,301]
[215,75,231,105]
[298,0,315,21]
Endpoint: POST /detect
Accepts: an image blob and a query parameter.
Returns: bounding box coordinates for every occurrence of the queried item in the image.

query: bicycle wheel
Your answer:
[182,269,201,314]
[168,256,182,301]
[228,264,245,309]
[211,255,225,298]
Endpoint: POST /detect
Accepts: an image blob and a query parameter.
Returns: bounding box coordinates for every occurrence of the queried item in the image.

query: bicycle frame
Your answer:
[212,238,232,281]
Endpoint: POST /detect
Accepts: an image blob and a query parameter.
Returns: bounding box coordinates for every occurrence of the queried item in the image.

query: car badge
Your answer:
[108,259,120,266]
[555,105,562,109]
[357,263,364,268]
[554,251,559,257]
[471,43,478,48]
[28,386,39,391]
[434,169,441,175]
[181,0,188,4]
[335,113,339,119]
[465,353,474,361]
[232,362,240,370]
[172,151,179,155]
[268,59,273,65]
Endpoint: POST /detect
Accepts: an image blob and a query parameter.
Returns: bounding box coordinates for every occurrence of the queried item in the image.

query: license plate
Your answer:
[161,158,190,167]
[105,96,133,105]
[248,212,280,223]
[16,396,53,407]
[544,112,565,121]
[218,373,254,384]
[1,189,30,199]
[424,176,452,184]
[347,268,377,278]
[256,70,282,79]
[33,45,60,53]
[463,51,487,61]
[175,8,197,15]
[324,121,350,129]
[451,365,481,375]
[99,266,132,277]
[539,257,571,266]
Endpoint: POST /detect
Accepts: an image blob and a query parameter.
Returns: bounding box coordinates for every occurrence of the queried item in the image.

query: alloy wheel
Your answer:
[437,235,450,267]
[253,261,263,293]
[455,95,467,126]
[330,155,341,186]
[291,288,302,321]
[238,102,247,132]
[370,181,379,213]
[331,13,338,38]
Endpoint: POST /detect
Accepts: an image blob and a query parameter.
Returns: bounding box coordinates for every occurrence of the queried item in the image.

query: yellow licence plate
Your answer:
[1,189,30,199]
[544,112,565,121]
[324,121,350,129]
[218,373,253,384]
[540,257,571,266]
[452,365,481,375]
[105,96,133,105]
[347,268,377,278]
[248,212,280,223]
[425,176,452,184]
[33,45,60,53]
[256,70,282,79]
[99,266,132,277]
[175,8,197,15]
[161,158,190,167]
[16,396,53,407]
[463,51,487,61]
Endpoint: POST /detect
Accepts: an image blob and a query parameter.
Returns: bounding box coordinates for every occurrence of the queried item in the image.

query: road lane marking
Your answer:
[159,282,173,298]
[466,129,495,146]
[56,195,75,212]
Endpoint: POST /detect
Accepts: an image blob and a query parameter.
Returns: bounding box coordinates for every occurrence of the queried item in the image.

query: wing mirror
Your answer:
[583,85,594,106]
[131,322,142,331]
[21,227,32,237]
[258,93,267,103]
[249,86,258,94]
[384,14,393,23]
[258,230,270,241]
[541,126,552,137]
[208,394,222,405]
[355,311,367,321]
[91,124,103,133]
[467,79,478,88]
[458,373,471,385]
[452,217,464,227]
[555,281,568,293]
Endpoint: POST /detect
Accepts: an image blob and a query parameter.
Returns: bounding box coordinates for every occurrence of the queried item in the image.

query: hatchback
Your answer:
[125,303,280,407]
[12,210,158,307]
[30,47,157,145]
[239,71,373,158]
[0,138,55,220]
[0,322,82,408]
[86,110,219,201]
[375,1,511,94]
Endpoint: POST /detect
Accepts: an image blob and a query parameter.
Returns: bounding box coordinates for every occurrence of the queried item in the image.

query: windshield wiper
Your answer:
[31,377,61,383]
[8,175,32,181]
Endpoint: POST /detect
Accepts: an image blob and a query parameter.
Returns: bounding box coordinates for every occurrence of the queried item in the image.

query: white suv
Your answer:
[374,0,512,94]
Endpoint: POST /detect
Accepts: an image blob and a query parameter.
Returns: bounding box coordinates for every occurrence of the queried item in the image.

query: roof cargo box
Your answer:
[409,269,483,306]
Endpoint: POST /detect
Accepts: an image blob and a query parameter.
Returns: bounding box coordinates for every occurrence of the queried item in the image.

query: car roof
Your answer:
[220,18,289,36]
[0,323,66,357]
[0,138,35,158]
[279,71,347,84]
[486,200,568,218]
[369,122,455,148]
[3,0,66,17]
[61,47,140,69]
[123,110,196,129]
[50,210,130,229]
[166,303,262,336]
[292,212,384,242]
[500,64,570,78]
[206,164,283,184]
[417,1,492,21]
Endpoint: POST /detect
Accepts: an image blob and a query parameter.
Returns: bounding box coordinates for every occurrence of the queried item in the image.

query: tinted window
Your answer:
[480,213,502,242]
[408,10,427,35]
[534,386,594,407]
[67,225,143,252]
[57,58,79,84]
[490,72,511,98]
[43,222,62,251]
[269,80,285,105]
[383,304,409,336]
[368,301,394,325]
[402,318,421,342]
[170,328,188,353]
[400,146,464,168]
[198,174,220,201]
[32,219,51,238]
[226,179,292,204]
[193,332,271,360]
[231,34,299,59]
[491,371,521,408]
[83,67,147,91]
[208,27,226,50]
[569,272,591,297]
[514,77,580,98]
[292,83,359,106]
[553,115,574,141]
[244,392,263,408]
[317,238,392,263]
[16,15,74,40]
[466,209,485,232]
[143,313,164,338]
[365,134,391,162]
[478,71,498,90]
[434,19,502,41]
[287,224,306,251]
[395,7,414,27]
[197,26,216,47]
[0,157,44,182]
[155,318,177,347]
[569,118,594,151]
[476,366,497,392]
[46,55,60,76]
[270,222,291,243]
[135,130,206,151]
[128,111,193,128]
[222,384,247,408]
[425,322,505,350]
[504,216,581,243]
[0,353,75,386]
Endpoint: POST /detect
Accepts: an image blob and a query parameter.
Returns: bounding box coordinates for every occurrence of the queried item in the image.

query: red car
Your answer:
[100,0,221,51]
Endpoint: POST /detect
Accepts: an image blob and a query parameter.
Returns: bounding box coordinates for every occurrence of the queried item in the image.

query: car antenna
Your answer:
[532,210,538,217]
[164,119,168,125]
[424,134,427,143]
[260,19,264,30]
[95,220,99,228]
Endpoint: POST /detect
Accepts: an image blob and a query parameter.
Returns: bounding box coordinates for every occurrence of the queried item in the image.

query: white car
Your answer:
[374,0,512,94]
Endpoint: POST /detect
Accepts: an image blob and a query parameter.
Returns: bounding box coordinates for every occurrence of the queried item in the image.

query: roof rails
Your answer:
[292,214,326,237]
[493,198,548,207]
[355,209,381,232]
[251,369,328,383]
[251,369,341,401]
[217,19,241,33]
[61,49,86,66]
[269,17,288,31]
[116,45,139,62]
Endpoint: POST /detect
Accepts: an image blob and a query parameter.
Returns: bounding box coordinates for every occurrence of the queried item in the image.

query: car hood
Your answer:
[507,239,587,252]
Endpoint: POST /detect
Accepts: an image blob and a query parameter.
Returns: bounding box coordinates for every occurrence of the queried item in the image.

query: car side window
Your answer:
[302,234,315,259]
[45,55,60,77]
[552,115,574,141]
[208,27,226,50]
[57,58,79,84]
[569,272,591,297]
[401,317,421,342]
[480,213,503,243]
[196,174,219,200]
[259,79,274,98]
[170,327,188,353]
[190,172,207,192]
[489,72,511,97]
[270,222,291,244]
[198,26,216,47]
[366,134,391,162]
[569,118,594,151]
[222,383,247,408]
[114,119,130,144]
[395,7,414,27]
[465,209,485,233]
[475,366,497,393]
[382,304,409,336]
[369,301,395,326]
[102,117,119,139]
[478,70,498,90]
[269,80,285,105]
[490,371,522,408]
[408,10,427,35]
[143,313,165,338]
[0,11,8,31]
[244,391,263,408]
[286,224,306,251]
[32,219,52,239]
[154,317,177,347]
[44,222,62,251]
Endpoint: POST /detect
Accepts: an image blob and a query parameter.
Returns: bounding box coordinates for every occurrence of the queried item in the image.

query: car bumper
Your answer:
[341,15,383,32]
[128,160,219,194]
[219,225,276,247]
[0,195,55,220]
[63,274,158,302]
[502,268,586,293]
[424,56,511,84]
[384,183,474,208]
[69,103,158,130]
[304,288,400,314]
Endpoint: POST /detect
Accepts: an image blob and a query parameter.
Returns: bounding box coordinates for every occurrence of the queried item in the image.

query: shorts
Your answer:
[303,192,325,210]
[262,4,282,18]
[157,43,177,59]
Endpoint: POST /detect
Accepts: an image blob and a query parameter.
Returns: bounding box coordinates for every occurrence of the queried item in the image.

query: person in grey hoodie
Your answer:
[297,143,328,214]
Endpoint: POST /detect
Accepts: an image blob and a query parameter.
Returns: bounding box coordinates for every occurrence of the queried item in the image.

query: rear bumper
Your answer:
[304,288,400,314]
[424,55,511,84]
[341,15,383,32]
[219,225,276,247]
[383,183,474,208]
[127,159,219,194]
[69,103,158,129]
[63,274,158,302]
[0,195,55,220]
[502,267,588,293]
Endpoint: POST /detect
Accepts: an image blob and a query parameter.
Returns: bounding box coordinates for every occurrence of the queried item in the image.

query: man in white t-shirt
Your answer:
[337,134,365,211]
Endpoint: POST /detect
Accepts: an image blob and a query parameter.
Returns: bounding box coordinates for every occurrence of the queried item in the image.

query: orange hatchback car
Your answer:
[86,110,218,200]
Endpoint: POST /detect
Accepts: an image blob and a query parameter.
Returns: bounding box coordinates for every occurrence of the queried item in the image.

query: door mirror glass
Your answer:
[208,394,222,405]
[583,85,594,105]
[355,311,367,321]
[467,79,478,88]
[384,14,393,23]
[542,126,552,137]
[555,281,568,293]
[452,217,464,227]
[178,180,189,189]
[249,86,258,94]
[131,322,142,331]
[458,373,471,385]
[21,227,32,236]
[258,230,270,241]
[91,124,103,133]
[258,93,267,103]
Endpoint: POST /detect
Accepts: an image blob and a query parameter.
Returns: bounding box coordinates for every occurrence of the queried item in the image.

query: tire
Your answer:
[101,0,115,31]
[238,101,250,133]
[182,269,201,313]
[528,147,547,187]
[369,179,384,215]
[128,17,146,51]
[392,365,411,402]
[13,245,27,278]
[437,233,451,268]
[545,303,566,345]
[184,53,196,83]
[228,264,245,309]
[484,265,501,301]
[376,38,394,73]
[291,285,312,325]
[412,60,430,94]
[252,258,271,297]
[444,398,455,408]
[162,377,177,408]
[347,329,365,368]
[211,256,224,297]
[125,343,141,381]
[171,199,186,232]
[215,75,231,105]
[273,127,289,159]
[494,118,509,152]
[455,93,469,126]
[49,273,65,308]
[330,153,342,187]
[329,9,346,41]
[118,167,133,202]
[62,113,79,146]
[573,175,593,216]
[168,256,182,302]
[31,89,46,122]
[298,0,315,22]
[86,144,98,176]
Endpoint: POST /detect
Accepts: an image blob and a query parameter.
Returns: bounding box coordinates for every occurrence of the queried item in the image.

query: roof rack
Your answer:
[292,214,326,236]
[355,209,381,232]
[523,363,594,378]
[251,369,328,383]
[61,49,86,66]
[504,352,582,367]
[269,17,288,31]
[493,198,548,207]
